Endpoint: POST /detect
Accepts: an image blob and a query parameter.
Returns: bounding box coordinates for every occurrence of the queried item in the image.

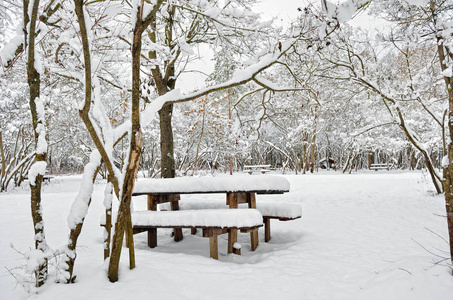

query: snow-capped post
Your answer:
[24,0,49,288]
[103,178,113,260]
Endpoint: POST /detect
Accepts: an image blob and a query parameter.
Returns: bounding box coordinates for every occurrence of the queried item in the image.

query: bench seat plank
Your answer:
[131,209,263,228]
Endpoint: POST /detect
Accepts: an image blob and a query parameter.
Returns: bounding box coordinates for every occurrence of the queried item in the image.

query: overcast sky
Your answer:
[254,0,303,24]
[178,0,379,91]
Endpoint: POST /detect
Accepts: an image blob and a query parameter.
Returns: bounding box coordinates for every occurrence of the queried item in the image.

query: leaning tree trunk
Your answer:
[107,1,152,280]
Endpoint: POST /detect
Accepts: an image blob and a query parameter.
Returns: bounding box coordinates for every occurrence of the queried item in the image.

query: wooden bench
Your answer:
[102,209,263,259]
[244,165,271,175]
[370,163,391,171]
[161,201,302,243]
[24,175,54,182]
[254,203,302,242]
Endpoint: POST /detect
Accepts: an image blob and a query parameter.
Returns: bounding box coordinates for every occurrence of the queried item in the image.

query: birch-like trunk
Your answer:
[24,0,49,288]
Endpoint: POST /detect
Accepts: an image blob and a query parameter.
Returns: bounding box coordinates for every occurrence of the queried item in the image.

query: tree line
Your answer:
[1,0,453,289]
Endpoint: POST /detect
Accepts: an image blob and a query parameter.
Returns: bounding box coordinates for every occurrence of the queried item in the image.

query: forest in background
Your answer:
[1,0,447,187]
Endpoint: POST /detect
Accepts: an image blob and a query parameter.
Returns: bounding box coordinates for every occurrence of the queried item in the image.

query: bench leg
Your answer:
[264,218,271,242]
[248,193,259,251]
[250,229,259,251]
[191,228,197,235]
[228,229,238,254]
[148,228,157,248]
[209,235,218,259]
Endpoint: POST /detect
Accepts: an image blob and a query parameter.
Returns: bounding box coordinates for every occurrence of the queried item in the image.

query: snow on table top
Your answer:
[133,175,290,195]
[131,209,263,228]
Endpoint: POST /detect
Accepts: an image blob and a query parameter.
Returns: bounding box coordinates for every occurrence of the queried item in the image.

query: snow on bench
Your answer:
[243,165,271,174]
[102,209,263,259]
[370,163,392,171]
[160,201,302,242]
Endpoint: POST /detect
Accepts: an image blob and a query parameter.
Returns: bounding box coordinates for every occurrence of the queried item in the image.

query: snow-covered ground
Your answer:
[1,171,452,299]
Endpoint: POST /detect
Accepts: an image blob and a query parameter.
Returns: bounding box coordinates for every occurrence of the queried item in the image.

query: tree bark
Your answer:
[24,0,48,288]
[0,131,5,180]
[159,104,175,178]
[436,25,453,266]
[107,0,157,281]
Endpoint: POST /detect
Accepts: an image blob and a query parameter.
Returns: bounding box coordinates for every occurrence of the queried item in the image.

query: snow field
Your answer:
[0,172,452,299]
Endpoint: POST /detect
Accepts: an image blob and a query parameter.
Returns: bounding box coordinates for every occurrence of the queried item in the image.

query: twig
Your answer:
[398,268,412,275]
[411,237,447,259]
[424,227,449,244]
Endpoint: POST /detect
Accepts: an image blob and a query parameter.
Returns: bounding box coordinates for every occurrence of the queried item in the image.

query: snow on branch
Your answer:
[28,161,47,186]
[67,150,101,230]
[253,76,311,93]
[322,0,370,23]
[0,35,24,74]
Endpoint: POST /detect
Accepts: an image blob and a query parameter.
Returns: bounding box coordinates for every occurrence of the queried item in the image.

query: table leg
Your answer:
[147,195,158,247]
[147,195,158,210]
[170,196,183,242]
[148,228,157,248]
[209,235,218,260]
[227,193,240,254]
[264,218,271,242]
[248,193,259,251]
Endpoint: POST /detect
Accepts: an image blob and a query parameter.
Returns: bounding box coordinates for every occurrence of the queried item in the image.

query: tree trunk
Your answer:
[443,145,453,268]
[0,131,5,180]
[65,166,100,282]
[24,0,48,288]
[309,134,315,173]
[159,104,176,178]
[107,2,151,280]
[434,9,453,266]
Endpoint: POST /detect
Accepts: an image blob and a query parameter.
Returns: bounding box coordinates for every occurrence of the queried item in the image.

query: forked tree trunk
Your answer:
[108,132,142,281]
[107,1,153,280]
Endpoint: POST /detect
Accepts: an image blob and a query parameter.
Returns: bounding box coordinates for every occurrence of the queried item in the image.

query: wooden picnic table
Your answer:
[132,175,290,254]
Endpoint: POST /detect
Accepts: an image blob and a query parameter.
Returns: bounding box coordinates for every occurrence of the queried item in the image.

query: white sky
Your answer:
[177,0,382,92]
[254,0,302,25]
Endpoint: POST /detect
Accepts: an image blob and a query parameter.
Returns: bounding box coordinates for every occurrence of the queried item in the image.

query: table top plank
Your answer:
[132,175,290,195]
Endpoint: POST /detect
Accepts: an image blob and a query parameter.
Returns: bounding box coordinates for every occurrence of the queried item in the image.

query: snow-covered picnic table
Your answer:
[133,174,290,195]
[132,175,291,254]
